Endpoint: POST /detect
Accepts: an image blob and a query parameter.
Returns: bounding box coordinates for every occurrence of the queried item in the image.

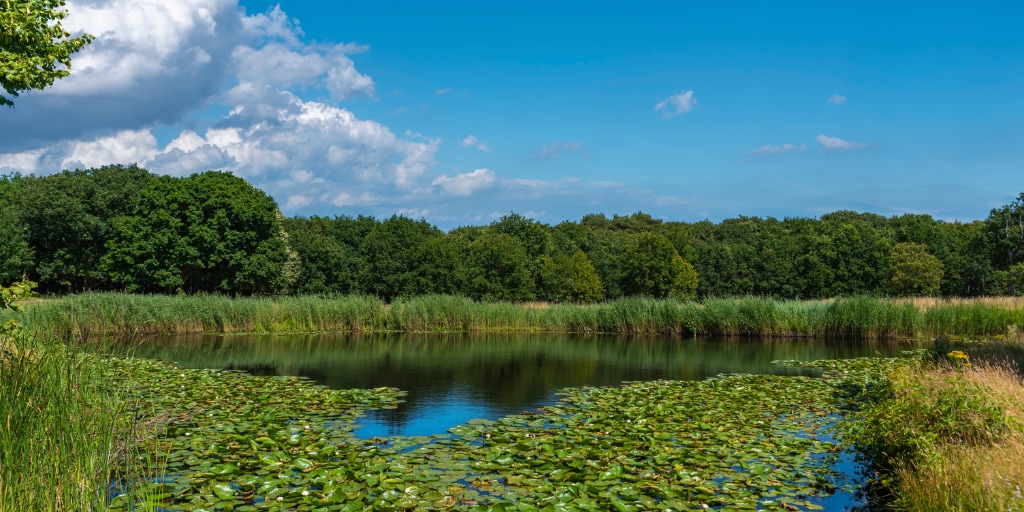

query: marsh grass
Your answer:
[907,295,1024,310]
[4,293,1024,341]
[852,344,1024,511]
[892,361,1024,511]
[0,330,125,511]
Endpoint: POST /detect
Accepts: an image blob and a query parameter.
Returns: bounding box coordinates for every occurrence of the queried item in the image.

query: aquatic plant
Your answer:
[98,354,921,510]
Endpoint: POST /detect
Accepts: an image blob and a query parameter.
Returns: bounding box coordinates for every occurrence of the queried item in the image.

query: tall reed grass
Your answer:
[0,327,127,510]
[4,293,1024,341]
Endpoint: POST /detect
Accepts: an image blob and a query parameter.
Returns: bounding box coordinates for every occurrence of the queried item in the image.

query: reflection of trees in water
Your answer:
[126,333,912,431]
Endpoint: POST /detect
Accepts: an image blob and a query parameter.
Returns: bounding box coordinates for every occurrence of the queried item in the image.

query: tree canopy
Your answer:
[3,164,1024,300]
[102,171,291,294]
[1,0,92,106]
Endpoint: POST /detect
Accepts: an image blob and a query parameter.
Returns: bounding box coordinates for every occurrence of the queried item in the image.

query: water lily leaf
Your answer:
[211,482,235,500]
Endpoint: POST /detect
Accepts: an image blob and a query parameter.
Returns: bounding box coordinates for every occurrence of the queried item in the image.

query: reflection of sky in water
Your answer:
[354,385,517,438]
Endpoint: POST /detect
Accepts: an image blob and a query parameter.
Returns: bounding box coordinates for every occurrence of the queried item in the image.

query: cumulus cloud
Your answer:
[533,140,584,160]
[654,90,696,118]
[232,42,374,100]
[746,143,806,156]
[431,168,497,196]
[0,1,376,152]
[460,135,491,152]
[827,94,847,105]
[816,134,868,152]
[1,0,240,150]
[0,0,701,226]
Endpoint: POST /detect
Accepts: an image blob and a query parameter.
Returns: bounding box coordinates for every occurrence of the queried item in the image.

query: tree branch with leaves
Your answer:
[1,0,92,106]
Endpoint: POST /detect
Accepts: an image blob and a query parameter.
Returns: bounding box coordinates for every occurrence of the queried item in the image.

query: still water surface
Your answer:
[130,333,913,439]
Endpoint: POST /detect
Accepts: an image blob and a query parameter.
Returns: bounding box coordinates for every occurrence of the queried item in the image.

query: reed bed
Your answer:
[907,295,1024,310]
[0,334,125,510]
[3,293,1024,341]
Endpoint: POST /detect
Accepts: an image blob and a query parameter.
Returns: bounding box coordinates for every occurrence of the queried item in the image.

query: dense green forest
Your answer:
[1,165,1022,299]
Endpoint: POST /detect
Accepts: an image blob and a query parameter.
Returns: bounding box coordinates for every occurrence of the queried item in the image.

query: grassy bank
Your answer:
[848,338,1024,510]
[0,322,132,511]
[4,293,1024,341]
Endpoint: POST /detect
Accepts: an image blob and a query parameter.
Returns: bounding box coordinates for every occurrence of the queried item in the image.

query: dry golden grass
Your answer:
[897,438,1024,511]
[894,360,1024,511]
[963,361,1024,419]
[904,295,1024,311]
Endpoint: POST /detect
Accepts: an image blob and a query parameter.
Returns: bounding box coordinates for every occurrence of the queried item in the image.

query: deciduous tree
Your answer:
[619,232,698,299]
[889,242,944,296]
[103,171,290,294]
[358,215,441,301]
[987,193,1024,294]
[1,0,92,106]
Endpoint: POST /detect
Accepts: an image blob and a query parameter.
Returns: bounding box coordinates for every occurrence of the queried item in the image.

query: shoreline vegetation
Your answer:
[843,337,1024,510]
[3,292,1024,342]
[4,285,1024,510]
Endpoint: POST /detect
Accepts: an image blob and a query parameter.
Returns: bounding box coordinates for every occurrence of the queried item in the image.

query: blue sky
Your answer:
[1,1,1022,229]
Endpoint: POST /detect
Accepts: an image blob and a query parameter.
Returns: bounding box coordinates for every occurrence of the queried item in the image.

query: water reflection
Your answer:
[123,333,913,438]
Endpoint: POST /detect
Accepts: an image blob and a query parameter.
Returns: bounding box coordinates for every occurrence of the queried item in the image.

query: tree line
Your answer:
[1,165,1022,300]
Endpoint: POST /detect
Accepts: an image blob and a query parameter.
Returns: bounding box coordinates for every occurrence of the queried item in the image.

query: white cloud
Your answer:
[0,148,47,173]
[0,1,375,152]
[330,191,380,207]
[233,43,374,100]
[827,94,847,105]
[5,87,439,207]
[816,134,868,152]
[431,168,497,196]
[434,88,452,96]
[533,140,584,160]
[746,143,807,156]
[1,0,247,150]
[286,195,313,209]
[62,130,159,169]
[654,90,696,118]
[460,135,491,152]
[0,0,707,227]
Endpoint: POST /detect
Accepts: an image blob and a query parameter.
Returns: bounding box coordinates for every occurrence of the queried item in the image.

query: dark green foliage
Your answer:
[280,216,353,294]
[102,171,290,294]
[889,242,944,296]
[619,232,698,299]
[940,221,1003,296]
[5,166,1024,301]
[987,192,1024,294]
[465,232,535,301]
[490,212,553,259]
[0,191,33,285]
[413,234,469,295]
[537,250,605,302]
[17,165,154,292]
[358,215,442,301]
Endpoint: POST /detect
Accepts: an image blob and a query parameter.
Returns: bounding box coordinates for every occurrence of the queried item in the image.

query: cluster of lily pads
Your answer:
[102,354,907,511]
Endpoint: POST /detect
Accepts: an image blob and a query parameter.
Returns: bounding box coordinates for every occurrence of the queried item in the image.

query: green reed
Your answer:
[0,332,125,510]
[3,293,1024,341]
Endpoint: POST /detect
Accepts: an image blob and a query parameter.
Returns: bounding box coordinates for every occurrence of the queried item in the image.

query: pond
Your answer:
[126,333,910,439]
[111,333,914,510]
